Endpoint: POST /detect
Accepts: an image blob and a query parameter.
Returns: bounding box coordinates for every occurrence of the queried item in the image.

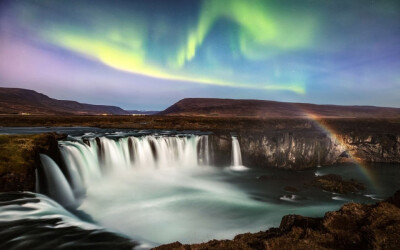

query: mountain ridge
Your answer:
[158,98,400,118]
[0,87,129,115]
[3,87,400,118]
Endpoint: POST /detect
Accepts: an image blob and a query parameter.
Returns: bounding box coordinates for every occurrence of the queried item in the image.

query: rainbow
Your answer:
[304,112,379,189]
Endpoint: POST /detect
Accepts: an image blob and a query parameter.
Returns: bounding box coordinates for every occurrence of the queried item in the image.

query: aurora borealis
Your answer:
[0,0,399,109]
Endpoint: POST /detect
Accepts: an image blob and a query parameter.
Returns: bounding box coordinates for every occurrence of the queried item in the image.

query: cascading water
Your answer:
[38,135,212,208]
[230,136,248,171]
[231,136,242,166]
[39,154,77,209]
[95,135,209,170]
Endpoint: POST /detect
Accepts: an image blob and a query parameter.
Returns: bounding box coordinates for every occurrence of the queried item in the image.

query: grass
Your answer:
[0,135,39,175]
[0,133,61,192]
[1,115,399,134]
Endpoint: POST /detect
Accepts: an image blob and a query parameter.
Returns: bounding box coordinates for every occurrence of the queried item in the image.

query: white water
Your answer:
[0,192,98,230]
[38,135,212,208]
[39,154,77,209]
[231,136,242,166]
[230,136,248,172]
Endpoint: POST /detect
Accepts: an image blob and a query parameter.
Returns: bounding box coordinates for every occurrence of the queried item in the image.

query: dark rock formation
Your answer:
[209,132,351,168]
[337,133,400,163]
[209,128,400,169]
[238,131,345,169]
[284,186,298,192]
[154,190,400,250]
[307,174,365,194]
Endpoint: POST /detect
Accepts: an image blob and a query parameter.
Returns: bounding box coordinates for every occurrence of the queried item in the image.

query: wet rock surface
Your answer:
[154,190,400,250]
[307,174,365,194]
[284,186,298,192]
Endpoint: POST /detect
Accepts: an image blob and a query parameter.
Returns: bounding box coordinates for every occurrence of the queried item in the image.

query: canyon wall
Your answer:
[210,131,400,169]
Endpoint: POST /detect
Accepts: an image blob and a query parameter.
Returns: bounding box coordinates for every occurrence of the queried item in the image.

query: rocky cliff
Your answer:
[210,123,400,169]
[238,131,346,169]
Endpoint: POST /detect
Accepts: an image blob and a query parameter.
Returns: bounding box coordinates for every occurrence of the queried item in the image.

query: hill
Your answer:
[0,87,129,115]
[158,98,400,118]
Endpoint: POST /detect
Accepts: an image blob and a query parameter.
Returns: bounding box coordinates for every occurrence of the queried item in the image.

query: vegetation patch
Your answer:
[0,133,64,192]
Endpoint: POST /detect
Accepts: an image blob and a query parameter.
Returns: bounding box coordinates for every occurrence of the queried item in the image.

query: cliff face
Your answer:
[338,134,400,163]
[210,130,400,169]
[238,132,345,169]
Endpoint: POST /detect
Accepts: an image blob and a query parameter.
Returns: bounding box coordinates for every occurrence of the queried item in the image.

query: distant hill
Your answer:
[126,110,159,115]
[158,98,400,118]
[0,87,129,115]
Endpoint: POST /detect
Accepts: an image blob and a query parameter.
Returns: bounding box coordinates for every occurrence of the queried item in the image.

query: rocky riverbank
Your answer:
[154,190,400,250]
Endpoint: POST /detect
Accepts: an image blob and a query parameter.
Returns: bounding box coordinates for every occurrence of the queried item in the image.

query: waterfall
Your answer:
[38,135,213,206]
[37,134,253,206]
[231,137,243,166]
[39,154,77,209]
[199,135,210,165]
[95,135,208,170]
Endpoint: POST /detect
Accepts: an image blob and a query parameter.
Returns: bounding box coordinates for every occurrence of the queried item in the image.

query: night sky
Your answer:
[0,0,399,110]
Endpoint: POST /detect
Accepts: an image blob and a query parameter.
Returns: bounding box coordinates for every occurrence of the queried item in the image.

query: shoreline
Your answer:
[154,190,400,250]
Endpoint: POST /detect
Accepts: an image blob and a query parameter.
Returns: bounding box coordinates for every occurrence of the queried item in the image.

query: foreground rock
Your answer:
[154,190,400,250]
[307,174,365,194]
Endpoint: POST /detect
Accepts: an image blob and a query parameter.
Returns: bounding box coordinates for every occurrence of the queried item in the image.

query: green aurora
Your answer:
[1,0,399,109]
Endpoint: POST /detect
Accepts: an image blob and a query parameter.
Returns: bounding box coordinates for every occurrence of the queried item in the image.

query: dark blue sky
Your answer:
[0,0,399,110]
